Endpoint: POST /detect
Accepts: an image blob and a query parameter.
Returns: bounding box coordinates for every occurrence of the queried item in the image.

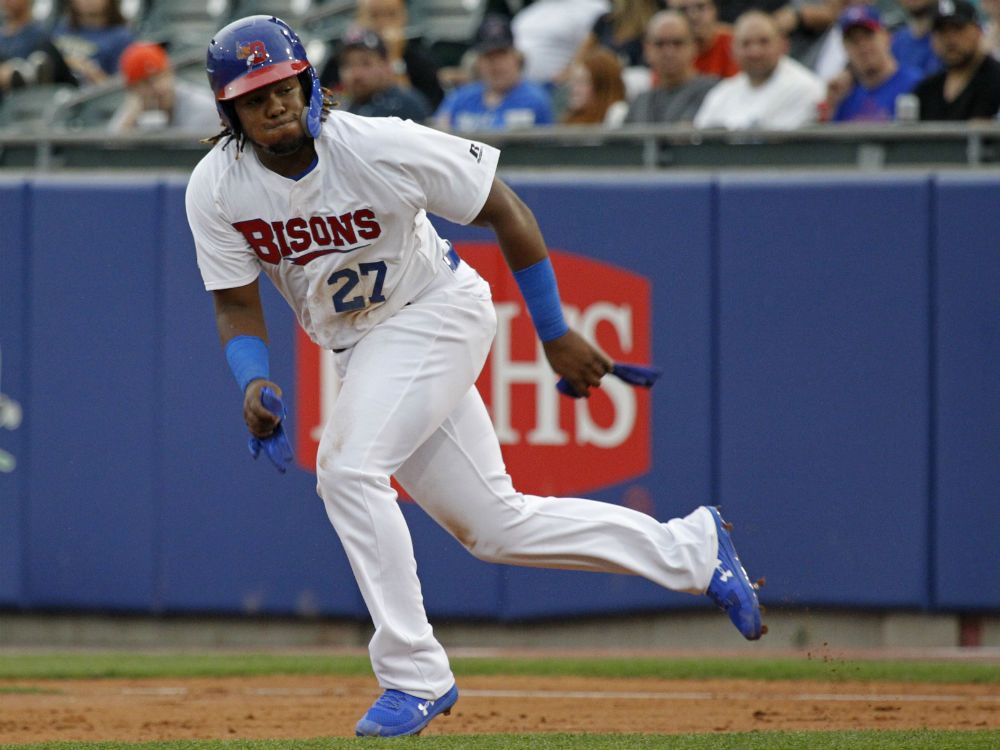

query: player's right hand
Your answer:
[243,379,284,437]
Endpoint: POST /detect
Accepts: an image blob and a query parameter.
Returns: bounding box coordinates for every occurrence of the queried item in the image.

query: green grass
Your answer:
[0,652,997,684]
[1,732,998,750]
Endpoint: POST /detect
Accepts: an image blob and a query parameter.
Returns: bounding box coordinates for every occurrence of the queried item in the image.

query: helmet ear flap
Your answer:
[298,68,323,137]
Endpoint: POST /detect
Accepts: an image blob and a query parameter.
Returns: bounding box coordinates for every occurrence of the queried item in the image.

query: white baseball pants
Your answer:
[316,260,719,700]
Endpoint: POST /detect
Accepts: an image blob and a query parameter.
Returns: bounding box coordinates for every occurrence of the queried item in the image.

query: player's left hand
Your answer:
[542,329,614,399]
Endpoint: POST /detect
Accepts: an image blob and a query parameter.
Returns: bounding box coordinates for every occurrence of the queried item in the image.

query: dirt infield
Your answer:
[2,674,998,742]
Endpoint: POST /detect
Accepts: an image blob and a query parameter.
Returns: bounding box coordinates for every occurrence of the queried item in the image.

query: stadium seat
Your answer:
[137,0,233,53]
[0,84,77,132]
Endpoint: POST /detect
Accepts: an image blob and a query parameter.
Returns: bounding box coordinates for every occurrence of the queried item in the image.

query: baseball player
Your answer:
[185,15,766,738]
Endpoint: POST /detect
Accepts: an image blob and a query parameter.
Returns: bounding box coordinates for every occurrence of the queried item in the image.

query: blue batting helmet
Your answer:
[206,15,323,138]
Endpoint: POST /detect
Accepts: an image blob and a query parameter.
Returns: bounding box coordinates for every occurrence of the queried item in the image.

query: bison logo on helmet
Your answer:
[237,40,268,66]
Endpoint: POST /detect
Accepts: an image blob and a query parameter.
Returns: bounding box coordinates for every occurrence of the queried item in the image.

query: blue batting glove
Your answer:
[247,386,294,473]
[557,363,662,399]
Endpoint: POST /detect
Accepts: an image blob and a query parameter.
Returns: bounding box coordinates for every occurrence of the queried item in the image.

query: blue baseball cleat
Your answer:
[355,684,459,737]
[705,506,767,640]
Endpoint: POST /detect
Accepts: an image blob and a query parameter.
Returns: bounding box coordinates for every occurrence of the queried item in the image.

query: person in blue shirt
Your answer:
[891,0,942,76]
[834,6,924,121]
[435,14,554,131]
[0,0,76,93]
[53,0,133,85]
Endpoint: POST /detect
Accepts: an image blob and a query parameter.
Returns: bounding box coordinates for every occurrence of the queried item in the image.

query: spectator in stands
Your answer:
[892,0,942,76]
[716,0,784,25]
[581,0,663,68]
[319,0,443,109]
[561,45,627,125]
[773,0,846,76]
[694,10,826,128]
[668,0,740,77]
[53,0,133,85]
[337,28,431,122]
[626,10,719,123]
[108,42,219,133]
[981,0,1000,58]
[0,0,75,94]
[829,6,923,121]
[914,0,1000,120]
[511,0,610,86]
[435,15,554,131]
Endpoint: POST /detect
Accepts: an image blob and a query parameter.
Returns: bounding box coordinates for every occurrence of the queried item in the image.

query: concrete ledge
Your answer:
[2,611,998,652]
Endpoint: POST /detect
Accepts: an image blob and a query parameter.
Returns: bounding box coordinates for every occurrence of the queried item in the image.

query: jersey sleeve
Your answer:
[184,157,261,291]
[370,118,500,225]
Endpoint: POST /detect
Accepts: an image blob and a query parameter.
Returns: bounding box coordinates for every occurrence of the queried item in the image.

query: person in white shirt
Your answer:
[511,0,610,84]
[187,12,767,740]
[694,10,826,129]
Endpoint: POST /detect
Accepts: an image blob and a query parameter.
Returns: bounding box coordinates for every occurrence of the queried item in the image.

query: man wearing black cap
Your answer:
[913,0,1000,119]
[338,27,431,122]
[434,14,554,131]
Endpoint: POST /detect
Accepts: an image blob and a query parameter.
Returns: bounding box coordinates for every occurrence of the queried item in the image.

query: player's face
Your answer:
[233,75,308,156]
[932,22,983,69]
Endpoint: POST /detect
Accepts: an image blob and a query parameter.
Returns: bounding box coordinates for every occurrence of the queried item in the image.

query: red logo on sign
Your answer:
[295,244,652,497]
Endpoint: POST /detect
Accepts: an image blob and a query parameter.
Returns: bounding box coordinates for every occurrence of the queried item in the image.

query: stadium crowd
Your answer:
[2,0,1000,132]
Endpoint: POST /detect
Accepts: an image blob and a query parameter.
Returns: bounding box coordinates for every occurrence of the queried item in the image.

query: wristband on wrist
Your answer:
[513,257,569,342]
[225,335,270,393]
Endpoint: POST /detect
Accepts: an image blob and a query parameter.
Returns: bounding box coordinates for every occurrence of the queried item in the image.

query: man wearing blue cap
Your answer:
[832,6,923,121]
[434,14,554,131]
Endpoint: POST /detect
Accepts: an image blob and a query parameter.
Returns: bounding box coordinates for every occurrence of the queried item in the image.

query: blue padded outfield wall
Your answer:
[1,172,998,620]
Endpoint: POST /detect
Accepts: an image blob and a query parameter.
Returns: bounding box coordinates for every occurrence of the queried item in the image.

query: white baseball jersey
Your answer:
[185,111,500,350]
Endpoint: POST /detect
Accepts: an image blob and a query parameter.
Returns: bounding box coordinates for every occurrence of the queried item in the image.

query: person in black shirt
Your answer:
[338,28,431,123]
[319,0,443,109]
[914,0,1000,120]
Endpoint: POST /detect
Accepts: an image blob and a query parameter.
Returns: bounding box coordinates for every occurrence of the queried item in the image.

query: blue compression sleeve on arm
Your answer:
[513,257,569,342]
[225,335,270,393]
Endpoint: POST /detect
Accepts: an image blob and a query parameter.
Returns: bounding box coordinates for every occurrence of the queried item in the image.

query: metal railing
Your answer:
[2,121,1000,172]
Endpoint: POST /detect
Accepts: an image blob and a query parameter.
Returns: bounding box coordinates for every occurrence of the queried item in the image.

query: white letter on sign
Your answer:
[574,303,636,448]
[492,302,569,446]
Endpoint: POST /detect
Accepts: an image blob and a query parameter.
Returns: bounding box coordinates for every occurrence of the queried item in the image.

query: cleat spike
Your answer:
[755,577,766,588]
[760,624,769,635]
[723,521,734,532]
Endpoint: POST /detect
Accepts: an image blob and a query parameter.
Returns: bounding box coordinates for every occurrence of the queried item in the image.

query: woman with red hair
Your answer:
[561,46,628,125]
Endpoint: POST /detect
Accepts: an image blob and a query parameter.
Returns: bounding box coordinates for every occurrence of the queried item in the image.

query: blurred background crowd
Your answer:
[1,0,999,134]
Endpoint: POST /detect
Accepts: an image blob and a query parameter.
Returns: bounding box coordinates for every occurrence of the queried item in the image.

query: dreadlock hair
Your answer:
[201,73,338,154]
